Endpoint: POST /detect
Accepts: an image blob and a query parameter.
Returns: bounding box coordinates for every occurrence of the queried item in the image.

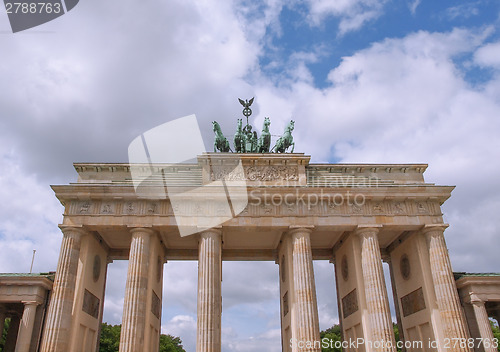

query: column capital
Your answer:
[199,227,222,238]
[129,227,156,237]
[287,225,314,236]
[355,224,382,237]
[59,225,88,239]
[21,301,40,306]
[421,224,449,237]
[470,294,486,306]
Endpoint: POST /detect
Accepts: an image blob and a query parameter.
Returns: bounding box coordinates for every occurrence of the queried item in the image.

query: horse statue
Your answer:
[234,119,246,153]
[257,117,271,153]
[212,121,231,152]
[271,120,295,153]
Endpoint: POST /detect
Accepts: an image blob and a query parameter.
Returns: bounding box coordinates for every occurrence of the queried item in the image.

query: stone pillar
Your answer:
[15,302,39,352]
[423,225,471,352]
[40,227,85,352]
[197,229,222,352]
[119,228,153,352]
[290,227,321,351]
[470,296,496,352]
[357,226,396,352]
[4,315,21,352]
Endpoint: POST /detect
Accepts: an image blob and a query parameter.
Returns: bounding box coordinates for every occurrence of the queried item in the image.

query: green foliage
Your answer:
[393,323,401,352]
[0,318,11,352]
[490,320,500,352]
[159,334,186,352]
[320,324,342,352]
[98,323,186,352]
[99,323,121,352]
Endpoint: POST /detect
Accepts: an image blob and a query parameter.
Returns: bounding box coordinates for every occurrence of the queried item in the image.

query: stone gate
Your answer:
[35,153,486,352]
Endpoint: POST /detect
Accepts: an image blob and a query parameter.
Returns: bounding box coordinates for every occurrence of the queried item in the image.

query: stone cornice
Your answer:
[0,276,54,290]
[455,275,500,289]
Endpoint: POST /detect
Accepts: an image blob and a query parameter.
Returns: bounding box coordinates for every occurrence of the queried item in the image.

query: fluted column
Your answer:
[357,226,396,352]
[40,227,85,352]
[15,301,39,352]
[291,227,321,351]
[470,296,496,352]
[119,228,153,352]
[424,225,471,352]
[197,229,222,352]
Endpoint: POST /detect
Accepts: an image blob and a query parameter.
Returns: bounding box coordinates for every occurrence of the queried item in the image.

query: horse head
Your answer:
[212,121,220,132]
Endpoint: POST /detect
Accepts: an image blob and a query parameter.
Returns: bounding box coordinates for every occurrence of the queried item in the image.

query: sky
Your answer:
[1,0,500,351]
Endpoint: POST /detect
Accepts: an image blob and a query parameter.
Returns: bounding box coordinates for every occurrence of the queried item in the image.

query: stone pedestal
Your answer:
[291,227,320,352]
[424,225,471,352]
[119,228,153,352]
[15,302,39,352]
[470,297,496,352]
[40,227,85,352]
[197,229,222,352]
[357,227,396,352]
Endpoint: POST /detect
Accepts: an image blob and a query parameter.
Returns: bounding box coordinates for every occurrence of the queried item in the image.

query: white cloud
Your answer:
[0,147,63,273]
[222,328,282,352]
[305,0,388,34]
[409,0,421,15]
[474,41,500,69]
[445,3,480,20]
[163,315,197,352]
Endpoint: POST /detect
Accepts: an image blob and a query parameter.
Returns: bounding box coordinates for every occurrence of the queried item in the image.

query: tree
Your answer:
[0,318,11,352]
[490,319,500,352]
[320,324,342,352]
[159,334,186,352]
[98,323,186,352]
[99,323,121,352]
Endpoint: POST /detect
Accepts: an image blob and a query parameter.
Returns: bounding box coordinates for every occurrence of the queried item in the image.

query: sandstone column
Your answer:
[4,315,21,352]
[15,301,39,352]
[470,296,496,352]
[40,227,85,352]
[119,227,153,352]
[197,229,222,352]
[357,226,396,352]
[423,225,471,352]
[291,227,321,351]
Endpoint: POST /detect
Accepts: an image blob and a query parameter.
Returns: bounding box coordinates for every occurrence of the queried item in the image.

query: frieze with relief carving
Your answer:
[67,199,441,218]
[210,165,299,182]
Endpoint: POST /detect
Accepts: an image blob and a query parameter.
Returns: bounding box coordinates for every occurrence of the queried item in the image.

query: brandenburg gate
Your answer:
[31,101,494,352]
[37,151,477,352]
